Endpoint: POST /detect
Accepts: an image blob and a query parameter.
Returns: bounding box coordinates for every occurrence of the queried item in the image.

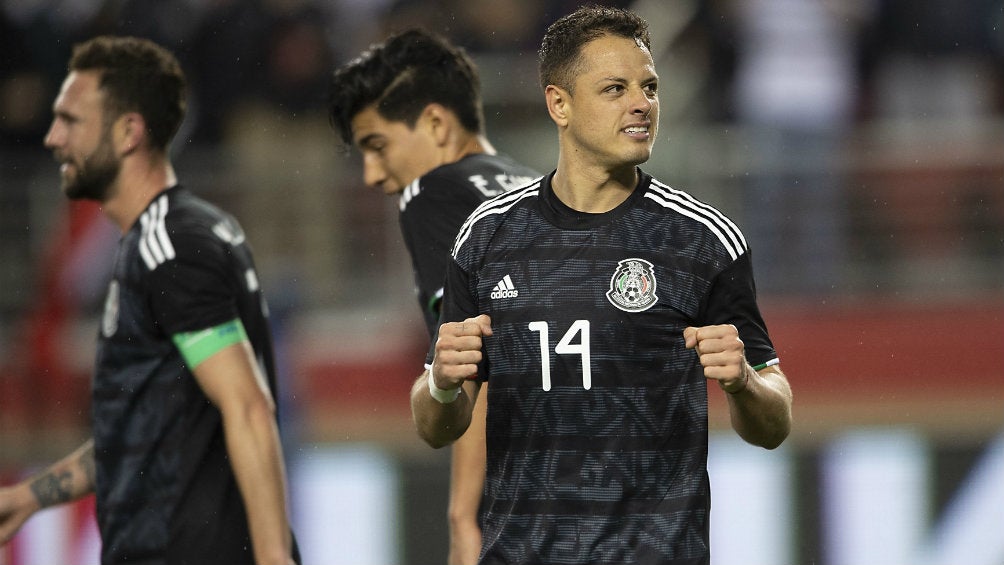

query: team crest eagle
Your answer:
[607,258,658,312]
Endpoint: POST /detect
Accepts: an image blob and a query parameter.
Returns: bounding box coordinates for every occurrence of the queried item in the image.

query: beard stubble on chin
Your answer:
[63,129,120,202]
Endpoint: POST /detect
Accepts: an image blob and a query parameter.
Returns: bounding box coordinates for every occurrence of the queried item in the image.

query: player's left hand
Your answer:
[683,324,748,389]
[0,484,36,546]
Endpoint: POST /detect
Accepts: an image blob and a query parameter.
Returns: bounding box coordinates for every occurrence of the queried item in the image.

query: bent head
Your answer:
[328,29,486,194]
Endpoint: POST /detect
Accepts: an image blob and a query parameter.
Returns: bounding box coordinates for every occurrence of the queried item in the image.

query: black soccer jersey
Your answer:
[92,186,294,564]
[398,153,539,336]
[438,170,777,565]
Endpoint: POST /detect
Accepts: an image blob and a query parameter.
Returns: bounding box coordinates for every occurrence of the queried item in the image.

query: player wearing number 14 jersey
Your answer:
[438,169,779,564]
[413,6,792,565]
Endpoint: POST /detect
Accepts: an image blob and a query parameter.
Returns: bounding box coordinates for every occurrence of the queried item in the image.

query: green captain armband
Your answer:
[172,318,248,369]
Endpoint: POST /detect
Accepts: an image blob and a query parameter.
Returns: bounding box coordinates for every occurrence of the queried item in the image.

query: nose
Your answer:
[43,119,62,150]
[630,87,654,117]
[362,153,387,190]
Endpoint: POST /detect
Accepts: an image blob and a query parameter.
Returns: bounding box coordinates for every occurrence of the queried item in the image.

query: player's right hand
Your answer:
[432,314,492,391]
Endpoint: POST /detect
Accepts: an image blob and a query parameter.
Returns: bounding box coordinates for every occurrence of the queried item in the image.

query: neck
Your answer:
[446,133,496,163]
[552,154,638,214]
[102,153,177,233]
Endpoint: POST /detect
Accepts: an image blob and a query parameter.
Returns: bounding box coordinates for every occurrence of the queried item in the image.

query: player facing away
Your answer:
[327,28,539,565]
[0,36,299,565]
[411,6,794,565]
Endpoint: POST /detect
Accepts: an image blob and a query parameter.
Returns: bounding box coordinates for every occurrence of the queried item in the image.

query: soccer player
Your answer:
[411,6,794,565]
[0,36,299,565]
[327,29,539,565]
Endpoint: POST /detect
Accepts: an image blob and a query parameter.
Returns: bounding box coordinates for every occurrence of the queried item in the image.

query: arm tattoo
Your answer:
[29,471,74,507]
[29,443,96,508]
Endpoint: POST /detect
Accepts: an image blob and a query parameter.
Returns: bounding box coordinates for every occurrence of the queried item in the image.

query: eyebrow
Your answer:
[356,133,384,148]
[594,76,628,87]
[52,109,77,122]
[595,74,658,87]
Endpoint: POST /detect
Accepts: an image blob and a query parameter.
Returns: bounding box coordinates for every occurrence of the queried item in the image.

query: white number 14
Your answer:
[528,320,591,391]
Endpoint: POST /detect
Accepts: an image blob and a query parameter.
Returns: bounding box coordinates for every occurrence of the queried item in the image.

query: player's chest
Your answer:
[475,226,708,324]
[101,244,159,342]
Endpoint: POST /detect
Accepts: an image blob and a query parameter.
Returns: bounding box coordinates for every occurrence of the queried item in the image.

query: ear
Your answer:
[544,85,569,128]
[113,112,146,156]
[419,103,451,146]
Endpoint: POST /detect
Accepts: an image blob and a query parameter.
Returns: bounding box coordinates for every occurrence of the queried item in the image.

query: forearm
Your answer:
[725,365,793,449]
[222,401,294,565]
[448,387,486,525]
[1,440,95,546]
[447,386,487,565]
[410,371,475,449]
[28,439,96,509]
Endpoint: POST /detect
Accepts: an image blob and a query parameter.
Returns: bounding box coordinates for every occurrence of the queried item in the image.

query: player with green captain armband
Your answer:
[173,319,250,369]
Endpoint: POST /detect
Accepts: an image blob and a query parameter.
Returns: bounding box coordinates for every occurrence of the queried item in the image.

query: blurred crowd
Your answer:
[2,0,1002,149]
[0,0,635,148]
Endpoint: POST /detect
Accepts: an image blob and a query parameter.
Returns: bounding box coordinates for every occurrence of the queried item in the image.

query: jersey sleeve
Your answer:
[699,252,778,367]
[146,227,240,336]
[400,176,485,322]
[424,255,483,374]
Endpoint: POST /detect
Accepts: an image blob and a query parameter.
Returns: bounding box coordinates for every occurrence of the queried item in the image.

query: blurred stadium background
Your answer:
[1,0,1002,563]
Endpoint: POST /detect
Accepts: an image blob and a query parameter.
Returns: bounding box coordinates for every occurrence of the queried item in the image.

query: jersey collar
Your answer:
[538,168,651,230]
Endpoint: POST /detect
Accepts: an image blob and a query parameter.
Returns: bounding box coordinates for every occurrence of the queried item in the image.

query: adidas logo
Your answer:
[490,275,519,299]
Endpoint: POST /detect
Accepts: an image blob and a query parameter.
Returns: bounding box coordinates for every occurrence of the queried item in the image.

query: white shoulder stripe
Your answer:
[154,196,175,259]
[649,179,746,249]
[138,195,176,270]
[645,193,742,261]
[646,181,747,260]
[451,180,541,257]
[138,214,157,270]
[399,178,421,212]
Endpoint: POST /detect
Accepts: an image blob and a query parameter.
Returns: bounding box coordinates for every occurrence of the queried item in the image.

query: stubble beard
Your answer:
[62,136,120,202]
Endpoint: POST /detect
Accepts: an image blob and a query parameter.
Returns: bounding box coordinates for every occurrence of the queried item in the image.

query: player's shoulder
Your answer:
[450,175,544,256]
[133,186,243,271]
[154,186,218,224]
[419,153,540,200]
[456,153,540,192]
[164,187,244,233]
[640,172,749,260]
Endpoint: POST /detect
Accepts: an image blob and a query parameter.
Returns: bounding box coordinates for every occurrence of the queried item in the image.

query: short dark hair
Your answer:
[538,5,651,92]
[328,28,485,146]
[69,36,187,151]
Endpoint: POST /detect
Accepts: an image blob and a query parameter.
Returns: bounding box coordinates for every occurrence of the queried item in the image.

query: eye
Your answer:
[362,142,385,156]
[604,84,625,94]
[644,82,658,95]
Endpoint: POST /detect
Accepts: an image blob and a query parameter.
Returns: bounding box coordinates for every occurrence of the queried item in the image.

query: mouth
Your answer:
[623,124,651,139]
[380,182,401,195]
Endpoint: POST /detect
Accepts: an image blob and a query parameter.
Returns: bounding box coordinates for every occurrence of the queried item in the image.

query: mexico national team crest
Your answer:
[607,258,658,312]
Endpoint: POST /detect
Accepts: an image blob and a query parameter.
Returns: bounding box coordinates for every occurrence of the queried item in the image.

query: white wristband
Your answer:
[426,364,461,404]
